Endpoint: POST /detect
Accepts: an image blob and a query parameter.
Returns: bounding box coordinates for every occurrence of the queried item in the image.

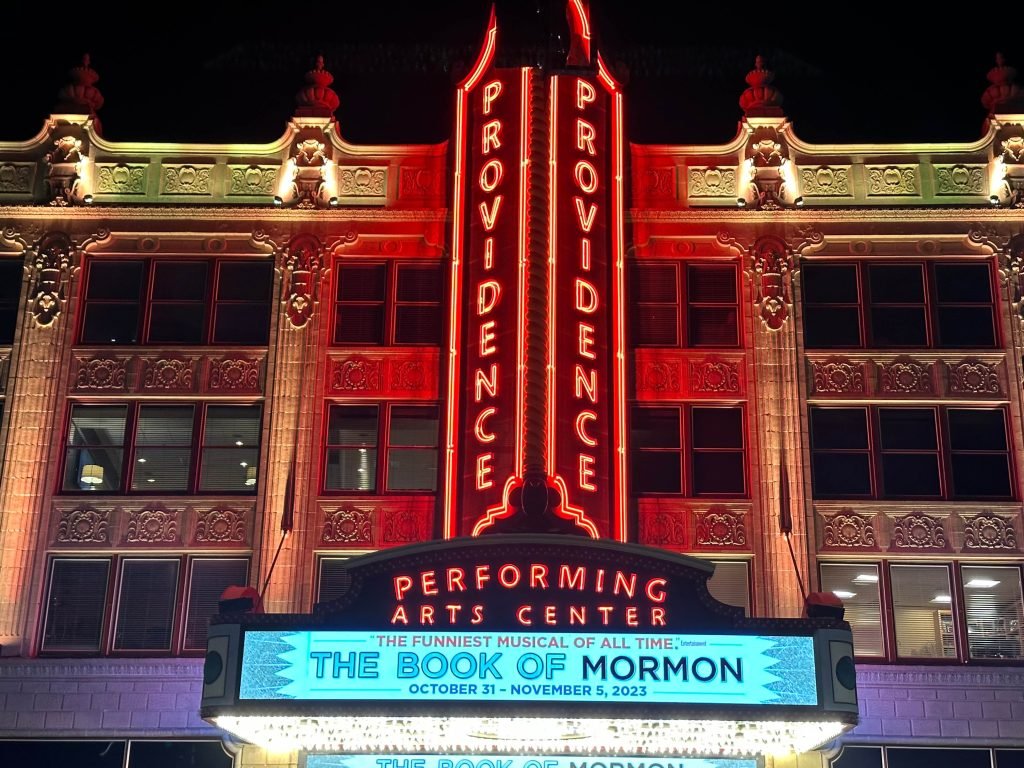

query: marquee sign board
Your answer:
[203,536,857,756]
[304,757,759,768]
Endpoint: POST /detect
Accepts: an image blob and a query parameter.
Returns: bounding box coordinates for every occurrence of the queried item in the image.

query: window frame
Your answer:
[629,403,748,498]
[801,259,1000,350]
[78,257,273,347]
[322,402,440,495]
[60,401,262,496]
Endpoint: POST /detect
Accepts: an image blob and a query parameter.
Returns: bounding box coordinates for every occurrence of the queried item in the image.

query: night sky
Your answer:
[1,2,1021,148]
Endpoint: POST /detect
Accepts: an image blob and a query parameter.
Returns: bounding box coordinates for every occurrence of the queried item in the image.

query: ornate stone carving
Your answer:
[0,162,34,193]
[688,167,736,197]
[638,508,687,547]
[331,358,383,392]
[963,514,1018,550]
[399,167,444,198]
[339,167,386,198]
[690,359,740,394]
[695,508,746,547]
[892,513,947,549]
[866,165,918,195]
[637,167,675,199]
[228,165,278,195]
[56,508,109,544]
[382,506,429,544]
[799,166,851,196]
[195,508,247,544]
[125,508,179,544]
[391,360,426,391]
[162,164,212,195]
[45,135,84,206]
[282,234,322,328]
[822,511,876,548]
[948,360,1001,395]
[637,360,681,395]
[141,358,195,391]
[879,359,933,394]
[74,356,128,391]
[208,357,262,392]
[750,235,793,330]
[934,164,985,195]
[322,507,373,545]
[282,138,331,208]
[31,233,72,327]
[810,359,866,395]
[1002,135,1024,164]
[96,163,146,194]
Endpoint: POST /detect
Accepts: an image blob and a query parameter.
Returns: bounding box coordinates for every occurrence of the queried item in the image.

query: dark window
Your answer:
[802,260,998,349]
[79,258,272,346]
[61,403,261,495]
[41,559,110,652]
[113,559,179,651]
[707,561,750,615]
[630,261,740,348]
[0,259,24,344]
[829,746,882,768]
[324,403,439,493]
[998,750,1024,768]
[0,741,127,768]
[317,557,353,605]
[183,559,249,651]
[810,406,1012,501]
[631,405,746,497]
[887,748,991,768]
[126,740,234,768]
[334,262,443,345]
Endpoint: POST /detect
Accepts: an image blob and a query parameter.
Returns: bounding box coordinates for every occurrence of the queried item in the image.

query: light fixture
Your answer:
[736,197,747,208]
[245,466,257,487]
[240,461,248,467]
[853,573,878,584]
[965,579,1000,589]
[273,195,284,206]
[235,440,244,446]
[83,193,94,205]
[793,196,805,207]
[137,457,147,464]
[358,448,367,454]
[931,594,952,604]
[833,590,856,600]
[329,196,339,207]
[146,478,155,483]
[80,464,104,485]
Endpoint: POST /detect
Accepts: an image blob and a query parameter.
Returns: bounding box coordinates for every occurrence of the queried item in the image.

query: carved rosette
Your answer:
[162,165,212,195]
[321,507,373,545]
[332,358,383,392]
[228,165,278,195]
[695,508,747,547]
[56,508,109,544]
[125,508,179,544]
[948,361,1001,395]
[750,235,793,330]
[637,167,675,199]
[866,166,918,195]
[799,166,851,196]
[963,514,1018,551]
[208,357,262,392]
[399,167,444,198]
[935,165,985,195]
[822,511,876,548]
[141,357,195,391]
[382,506,429,544]
[282,234,322,329]
[74,356,128,391]
[637,360,682,395]
[690,359,740,394]
[194,508,248,544]
[810,359,866,395]
[339,167,386,198]
[879,360,933,394]
[688,167,736,197]
[0,162,34,193]
[892,513,947,549]
[391,360,426,391]
[31,233,72,327]
[96,164,146,194]
[638,508,688,548]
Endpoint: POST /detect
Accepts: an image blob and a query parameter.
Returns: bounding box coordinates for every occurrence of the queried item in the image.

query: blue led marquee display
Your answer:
[305,758,759,768]
[240,629,817,706]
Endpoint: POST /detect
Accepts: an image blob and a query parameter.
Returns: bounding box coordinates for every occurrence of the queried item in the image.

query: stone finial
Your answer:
[982,53,1024,115]
[55,54,104,115]
[739,55,784,117]
[295,55,340,117]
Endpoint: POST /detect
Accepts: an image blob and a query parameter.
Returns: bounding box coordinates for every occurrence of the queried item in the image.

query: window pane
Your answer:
[692,451,745,495]
[631,263,677,303]
[869,264,924,302]
[803,264,859,303]
[632,452,681,493]
[961,565,1024,660]
[812,453,872,497]
[387,448,438,490]
[389,406,438,446]
[395,305,441,344]
[830,746,882,768]
[132,406,194,491]
[708,561,749,615]
[890,564,956,659]
[318,557,352,604]
[127,740,234,768]
[997,750,1024,768]
[81,261,143,344]
[64,405,127,492]
[213,303,271,345]
[934,263,993,302]
[151,262,208,300]
[888,748,991,768]
[634,305,678,345]
[337,264,386,301]
[870,307,927,346]
[326,448,377,491]
[688,307,738,346]
[0,741,126,767]
[148,304,204,343]
[948,409,1007,451]
[335,304,385,344]
[204,405,261,446]
[0,260,22,344]
[199,406,261,492]
[951,453,1012,498]
[820,563,884,656]
[631,408,680,448]
[81,304,141,345]
[803,306,862,347]
[86,260,145,300]
[811,408,868,450]
[396,264,442,302]
[631,263,678,346]
[217,261,273,301]
[184,559,249,651]
[879,409,936,450]
[42,559,109,651]
[688,264,736,302]
[937,307,996,347]
[328,405,378,446]
[691,407,743,448]
[881,453,941,496]
[113,559,179,651]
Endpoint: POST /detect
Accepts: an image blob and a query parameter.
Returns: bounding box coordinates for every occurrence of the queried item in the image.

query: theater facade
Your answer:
[1,4,1023,767]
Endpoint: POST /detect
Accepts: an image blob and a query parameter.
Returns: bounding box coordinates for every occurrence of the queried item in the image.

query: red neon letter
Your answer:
[574,160,598,193]
[580,237,591,271]
[480,320,497,356]
[576,78,596,110]
[530,564,549,588]
[579,454,596,491]
[482,119,502,154]
[475,365,498,400]
[475,565,491,589]
[645,578,668,604]
[474,407,497,443]
[651,607,666,626]
[484,237,494,269]
[575,410,597,447]
[499,564,521,588]
[478,280,501,315]
[575,364,597,402]
[447,567,466,592]
[476,453,494,489]
[576,118,596,155]
[482,80,502,115]
[421,571,439,596]
[573,197,597,232]
[517,605,533,626]
[575,279,598,313]
[479,160,504,193]
[478,196,503,231]
[578,323,596,359]
[394,575,413,601]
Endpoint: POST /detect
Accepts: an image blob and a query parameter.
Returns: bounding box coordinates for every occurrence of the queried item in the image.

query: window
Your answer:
[630,405,746,496]
[831,747,1006,768]
[79,258,273,346]
[802,260,997,349]
[62,403,261,494]
[707,561,750,616]
[630,262,740,347]
[0,740,233,768]
[41,556,248,655]
[820,560,1024,663]
[316,557,353,604]
[0,259,23,345]
[324,404,439,492]
[333,262,443,345]
[809,406,1013,500]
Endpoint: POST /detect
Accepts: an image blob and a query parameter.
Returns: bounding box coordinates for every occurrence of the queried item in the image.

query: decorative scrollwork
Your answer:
[879,359,933,394]
[195,508,247,543]
[695,508,746,547]
[141,358,195,391]
[892,513,947,549]
[382,506,429,544]
[690,359,740,394]
[322,507,373,545]
[810,359,865,395]
[822,511,876,548]
[208,357,262,392]
[74,357,128,390]
[963,514,1018,550]
[31,233,72,326]
[948,361,1001,395]
[637,360,682,395]
[750,235,793,330]
[331,358,383,392]
[125,508,179,544]
[56,508,109,544]
[282,234,322,328]
[638,508,687,547]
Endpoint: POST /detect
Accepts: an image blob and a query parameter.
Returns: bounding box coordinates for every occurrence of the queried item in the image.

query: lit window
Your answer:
[961,565,1024,660]
[890,564,956,659]
[819,563,884,657]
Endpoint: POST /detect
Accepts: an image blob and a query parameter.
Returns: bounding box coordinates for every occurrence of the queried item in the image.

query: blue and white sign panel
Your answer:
[240,630,817,706]
[306,758,758,768]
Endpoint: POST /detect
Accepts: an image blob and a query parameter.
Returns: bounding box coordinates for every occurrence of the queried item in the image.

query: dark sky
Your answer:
[1,2,1021,148]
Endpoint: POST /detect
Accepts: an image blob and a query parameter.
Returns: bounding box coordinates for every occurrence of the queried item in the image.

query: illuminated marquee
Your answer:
[305,756,758,768]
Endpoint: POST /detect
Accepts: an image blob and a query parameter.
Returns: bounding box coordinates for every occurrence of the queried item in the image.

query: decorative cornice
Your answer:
[0,206,447,222]
[0,657,203,679]
[854,664,1024,689]
[631,207,1024,223]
